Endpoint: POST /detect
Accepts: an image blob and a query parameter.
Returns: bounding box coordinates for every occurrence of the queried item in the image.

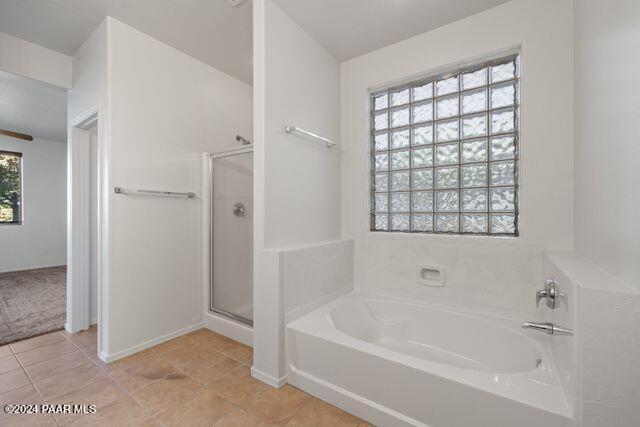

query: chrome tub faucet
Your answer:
[522,322,573,336]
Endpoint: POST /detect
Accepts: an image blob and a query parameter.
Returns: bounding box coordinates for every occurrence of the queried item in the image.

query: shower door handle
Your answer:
[233,202,246,217]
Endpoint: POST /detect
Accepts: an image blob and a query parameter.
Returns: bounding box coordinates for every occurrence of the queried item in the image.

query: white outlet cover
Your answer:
[225,0,249,7]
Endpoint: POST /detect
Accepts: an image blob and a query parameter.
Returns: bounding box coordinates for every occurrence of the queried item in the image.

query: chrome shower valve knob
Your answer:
[535,278,567,310]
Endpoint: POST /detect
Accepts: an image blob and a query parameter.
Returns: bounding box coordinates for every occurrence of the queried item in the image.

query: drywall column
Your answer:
[106,19,252,359]
[573,1,640,425]
[573,0,640,291]
[252,0,341,386]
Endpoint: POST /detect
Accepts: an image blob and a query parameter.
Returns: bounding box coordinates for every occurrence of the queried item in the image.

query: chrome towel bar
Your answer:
[114,187,196,198]
[284,125,336,148]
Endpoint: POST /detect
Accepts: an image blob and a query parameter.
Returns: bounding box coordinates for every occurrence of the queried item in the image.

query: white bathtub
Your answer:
[286,290,573,427]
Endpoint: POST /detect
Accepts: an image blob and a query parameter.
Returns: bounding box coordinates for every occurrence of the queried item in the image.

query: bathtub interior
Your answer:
[329,298,543,374]
[286,289,574,426]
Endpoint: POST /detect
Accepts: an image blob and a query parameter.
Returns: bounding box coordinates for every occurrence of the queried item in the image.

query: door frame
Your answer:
[67,106,108,358]
[201,148,254,346]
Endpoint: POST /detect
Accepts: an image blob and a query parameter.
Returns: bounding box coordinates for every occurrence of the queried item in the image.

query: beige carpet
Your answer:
[0,266,66,346]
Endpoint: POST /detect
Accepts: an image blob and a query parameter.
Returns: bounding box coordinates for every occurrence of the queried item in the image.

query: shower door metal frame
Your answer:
[208,147,254,326]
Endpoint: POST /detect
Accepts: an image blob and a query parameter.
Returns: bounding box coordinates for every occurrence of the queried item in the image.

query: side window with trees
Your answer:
[0,151,22,224]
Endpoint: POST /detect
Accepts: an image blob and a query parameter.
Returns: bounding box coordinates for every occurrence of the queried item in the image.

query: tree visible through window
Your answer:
[0,151,22,224]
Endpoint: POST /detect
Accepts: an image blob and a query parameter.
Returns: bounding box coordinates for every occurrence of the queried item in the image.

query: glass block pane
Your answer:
[412,147,433,168]
[391,149,410,170]
[490,214,516,234]
[436,190,459,212]
[436,119,459,142]
[391,171,410,191]
[436,76,459,96]
[461,189,487,212]
[462,114,487,138]
[490,82,516,109]
[412,191,434,212]
[412,214,433,231]
[374,153,389,171]
[436,167,459,189]
[374,173,388,192]
[412,101,433,124]
[391,129,410,149]
[391,192,410,212]
[391,88,410,106]
[491,60,516,83]
[412,82,433,102]
[462,214,487,233]
[436,214,459,232]
[490,135,515,160]
[391,214,410,231]
[490,109,515,134]
[436,142,459,166]
[412,125,433,146]
[374,193,388,212]
[490,161,515,185]
[462,88,486,115]
[461,164,487,187]
[391,108,410,128]
[374,132,388,151]
[370,54,519,236]
[436,95,459,119]
[462,68,487,90]
[490,188,515,211]
[412,169,433,190]
[461,139,487,163]
[374,112,388,130]
[373,92,388,110]
[374,214,388,231]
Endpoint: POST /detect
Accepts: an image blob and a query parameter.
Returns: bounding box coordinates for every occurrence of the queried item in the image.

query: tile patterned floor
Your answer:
[0,327,368,426]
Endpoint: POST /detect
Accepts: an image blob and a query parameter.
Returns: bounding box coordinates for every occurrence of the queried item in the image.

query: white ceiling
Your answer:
[0,70,67,143]
[274,0,511,61]
[0,0,254,83]
[0,0,509,84]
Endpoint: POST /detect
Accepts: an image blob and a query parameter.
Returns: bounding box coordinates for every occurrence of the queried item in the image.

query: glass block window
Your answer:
[370,54,519,236]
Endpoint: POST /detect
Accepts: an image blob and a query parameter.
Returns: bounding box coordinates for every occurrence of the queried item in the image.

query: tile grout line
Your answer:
[106,368,169,427]
[62,331,168,426]
[11,334,60,426]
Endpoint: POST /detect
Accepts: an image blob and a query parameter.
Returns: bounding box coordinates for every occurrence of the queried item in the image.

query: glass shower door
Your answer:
[210,150,253,325]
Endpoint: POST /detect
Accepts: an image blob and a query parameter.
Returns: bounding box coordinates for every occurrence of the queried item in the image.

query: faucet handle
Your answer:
[536,278,567,310]
[535,289,549,307]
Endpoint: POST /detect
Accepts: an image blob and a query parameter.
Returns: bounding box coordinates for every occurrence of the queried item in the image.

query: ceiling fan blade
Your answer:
[0,128,33,141]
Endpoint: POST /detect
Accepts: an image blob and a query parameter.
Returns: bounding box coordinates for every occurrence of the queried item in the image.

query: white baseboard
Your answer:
[203,312,253,347]
[99,322,204,363]
[251,367,287,388]
[288,366,423,427]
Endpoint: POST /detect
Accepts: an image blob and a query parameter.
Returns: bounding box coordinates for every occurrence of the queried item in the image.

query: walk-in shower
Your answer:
[208,146,253,325]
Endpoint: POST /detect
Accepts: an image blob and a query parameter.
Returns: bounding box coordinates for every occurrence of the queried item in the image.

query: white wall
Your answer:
[574,0,640,291]
[0,135,66,273]
[0,32,72,89]
[67,19,109,338]
[284,239,353,320]
[341,0,574,312]
[253,0,341,386]
[106,19,252,358]
[571,1,640,425]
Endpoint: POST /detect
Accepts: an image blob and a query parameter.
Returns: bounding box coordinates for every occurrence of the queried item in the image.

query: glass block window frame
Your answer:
[370,53,520,236]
